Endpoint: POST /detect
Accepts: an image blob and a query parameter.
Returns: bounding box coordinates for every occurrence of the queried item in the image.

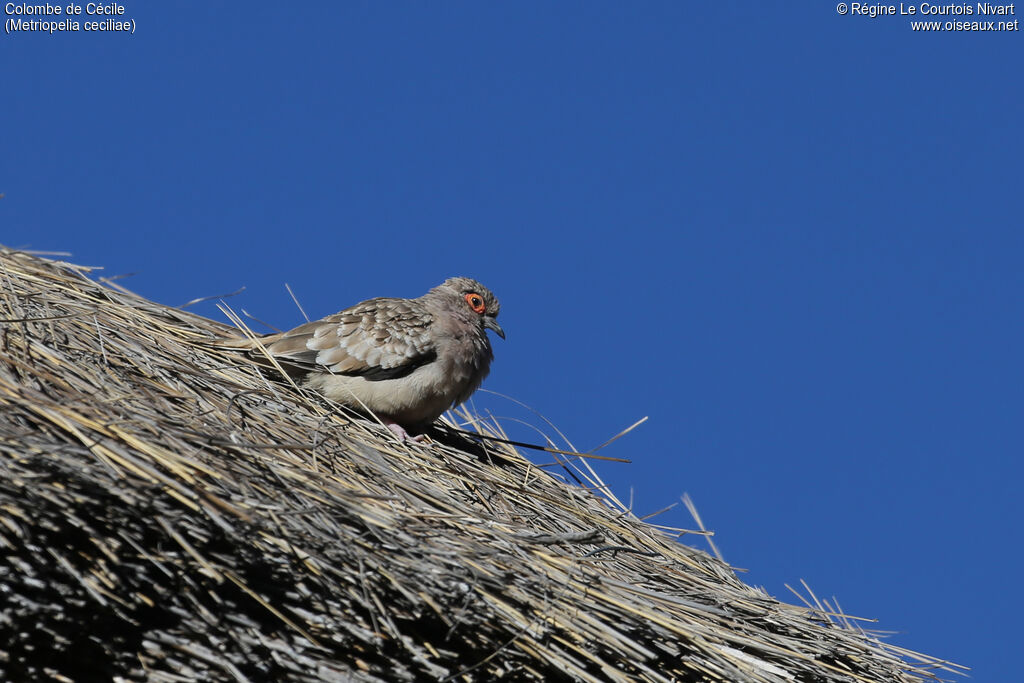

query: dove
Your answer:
[227,277,503,440]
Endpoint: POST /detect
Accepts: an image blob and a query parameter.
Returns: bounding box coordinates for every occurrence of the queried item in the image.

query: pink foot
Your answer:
[386,422,428,443]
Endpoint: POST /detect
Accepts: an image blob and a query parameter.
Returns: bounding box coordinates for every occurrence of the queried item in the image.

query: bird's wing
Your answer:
[263,298,437,380]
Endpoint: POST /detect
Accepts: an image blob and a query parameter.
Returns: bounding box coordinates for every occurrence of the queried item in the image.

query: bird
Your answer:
[223,277,504,441]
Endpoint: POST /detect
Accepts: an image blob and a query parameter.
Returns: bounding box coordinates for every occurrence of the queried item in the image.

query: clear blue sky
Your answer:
[4,3,1020,679]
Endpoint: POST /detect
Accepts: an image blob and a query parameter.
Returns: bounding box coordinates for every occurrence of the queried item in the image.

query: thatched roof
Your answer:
[0,247,959,682]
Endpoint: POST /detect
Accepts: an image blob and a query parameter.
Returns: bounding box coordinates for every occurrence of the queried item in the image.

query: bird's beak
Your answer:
[484,316,506,340]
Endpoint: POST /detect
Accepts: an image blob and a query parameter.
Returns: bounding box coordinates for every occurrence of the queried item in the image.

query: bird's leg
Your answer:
[386,421,429,443]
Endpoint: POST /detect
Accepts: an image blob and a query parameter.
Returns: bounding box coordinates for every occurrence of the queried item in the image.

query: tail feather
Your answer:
[205,333,309,380]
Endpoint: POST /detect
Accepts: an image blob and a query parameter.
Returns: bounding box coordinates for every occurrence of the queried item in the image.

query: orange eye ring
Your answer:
[464,292,486,314]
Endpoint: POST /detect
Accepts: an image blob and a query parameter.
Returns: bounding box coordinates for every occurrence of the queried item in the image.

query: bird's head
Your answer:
[434,276,505,340]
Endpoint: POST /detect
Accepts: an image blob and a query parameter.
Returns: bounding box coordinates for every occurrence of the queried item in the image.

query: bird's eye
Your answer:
[464,293,486,314]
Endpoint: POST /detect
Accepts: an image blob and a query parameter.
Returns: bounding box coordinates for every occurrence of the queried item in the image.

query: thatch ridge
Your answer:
[0,247,959,681]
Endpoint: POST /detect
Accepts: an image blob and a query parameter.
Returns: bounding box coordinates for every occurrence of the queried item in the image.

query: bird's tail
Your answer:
[204,334,263,350]
[203,332,309,381]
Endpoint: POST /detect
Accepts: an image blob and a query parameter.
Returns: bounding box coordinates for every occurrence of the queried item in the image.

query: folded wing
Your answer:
[264,298,437,381]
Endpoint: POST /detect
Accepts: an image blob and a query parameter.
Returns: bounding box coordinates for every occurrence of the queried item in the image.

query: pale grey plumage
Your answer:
[231,277,503,436]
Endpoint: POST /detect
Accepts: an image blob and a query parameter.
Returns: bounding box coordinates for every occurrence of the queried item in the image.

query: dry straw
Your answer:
[0,247,962,681]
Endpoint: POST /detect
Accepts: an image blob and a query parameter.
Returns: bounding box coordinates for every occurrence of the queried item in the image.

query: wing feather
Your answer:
[264,298,436,380]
